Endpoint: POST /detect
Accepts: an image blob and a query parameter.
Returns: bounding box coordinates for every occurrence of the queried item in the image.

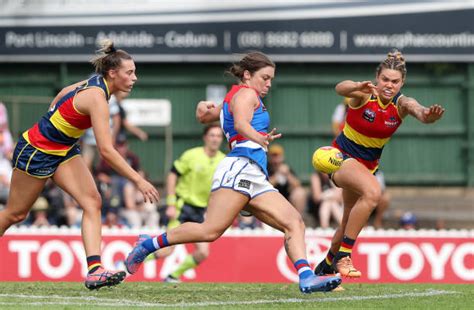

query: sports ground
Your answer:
[0,282,471,309]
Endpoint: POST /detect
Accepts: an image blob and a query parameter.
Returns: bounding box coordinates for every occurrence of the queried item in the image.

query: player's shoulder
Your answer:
[233,87,259,103]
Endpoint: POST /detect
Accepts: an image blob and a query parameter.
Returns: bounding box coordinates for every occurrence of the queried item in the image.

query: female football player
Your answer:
[0,40,159,290]
[125,51,341,294]
[314,49,445,279]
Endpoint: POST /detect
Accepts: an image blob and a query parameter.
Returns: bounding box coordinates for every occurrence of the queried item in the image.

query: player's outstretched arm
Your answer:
[398,96,445,123]
[335,80,377,108]
[86,90,159,203]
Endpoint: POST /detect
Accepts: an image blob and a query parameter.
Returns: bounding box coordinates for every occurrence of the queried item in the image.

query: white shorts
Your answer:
[211,156,277,199]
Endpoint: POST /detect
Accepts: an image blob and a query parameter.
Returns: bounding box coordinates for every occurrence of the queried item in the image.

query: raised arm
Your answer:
[335,80,378,108]
[196,100,222,124]
[397,96,445,123]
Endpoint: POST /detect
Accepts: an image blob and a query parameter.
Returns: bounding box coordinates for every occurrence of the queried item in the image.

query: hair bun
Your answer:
[387,48,405,64]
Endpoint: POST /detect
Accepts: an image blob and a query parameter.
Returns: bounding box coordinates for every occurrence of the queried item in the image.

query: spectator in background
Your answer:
[122,170,159,228]
[399,212,417,230]
[0,102,13,206]
[29,196,51,227]
[267,144,307,215]
[308,172,343,229]
[331,98,349,138]
[331,97,391,229]
[0,153,12,206]
[41,180,81,227]
[103,206,126,229]
[0,102,14,160]
[234,210,261,229]
[95,134,142,226]
[115,91,149,142]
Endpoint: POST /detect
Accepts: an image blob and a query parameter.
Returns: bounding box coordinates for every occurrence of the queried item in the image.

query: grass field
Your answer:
[0,282,471,309]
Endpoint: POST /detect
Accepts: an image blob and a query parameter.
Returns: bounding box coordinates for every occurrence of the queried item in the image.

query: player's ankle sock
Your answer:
[87,255,102,274]
[317,251,335,273]
[142,233,169,252]
[170,255,198,278]
[336,236,356,259]
[294,259,313,280]
[325,251,335,266]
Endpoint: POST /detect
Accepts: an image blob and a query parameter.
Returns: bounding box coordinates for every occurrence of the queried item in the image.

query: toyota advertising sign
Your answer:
[1,229,472,283]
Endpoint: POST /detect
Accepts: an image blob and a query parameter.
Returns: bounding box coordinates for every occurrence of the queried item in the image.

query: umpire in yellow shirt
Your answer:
[159,123,225,282]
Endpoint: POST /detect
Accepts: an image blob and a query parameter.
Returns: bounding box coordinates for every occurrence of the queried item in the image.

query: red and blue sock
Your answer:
[294,259,313,280]
[142,233,169,252]
[87,255,101,274]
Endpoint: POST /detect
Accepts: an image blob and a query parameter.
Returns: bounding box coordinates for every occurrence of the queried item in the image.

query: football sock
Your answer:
[315,251,335,274]
[337,235,356,258]
[87,255,102,274]
[294,259,313,280]
[170,255,198,279]
[142,233,170,252]
[325,251,335,267]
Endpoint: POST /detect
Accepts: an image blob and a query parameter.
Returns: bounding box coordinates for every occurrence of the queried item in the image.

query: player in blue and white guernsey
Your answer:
[125,52,341,293]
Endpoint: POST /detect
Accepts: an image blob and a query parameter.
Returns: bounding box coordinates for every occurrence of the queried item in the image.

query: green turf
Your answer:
[0,282,471,309]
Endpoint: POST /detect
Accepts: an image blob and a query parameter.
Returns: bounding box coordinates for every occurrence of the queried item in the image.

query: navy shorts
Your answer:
[12,136,81,178]
[178,203,206,224]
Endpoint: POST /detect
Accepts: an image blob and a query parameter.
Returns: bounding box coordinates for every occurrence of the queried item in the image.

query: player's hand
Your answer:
[137,131,148,141]
[357,81,378,96]
[166,205,177,220]
[423,104,445,123]
[136,178,160,203]
[196,100,221,123]
[198,100,217,110]
[260,128,282,151]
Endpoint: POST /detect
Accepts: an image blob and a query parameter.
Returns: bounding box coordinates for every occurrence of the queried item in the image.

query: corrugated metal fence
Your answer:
[1,62,473,185]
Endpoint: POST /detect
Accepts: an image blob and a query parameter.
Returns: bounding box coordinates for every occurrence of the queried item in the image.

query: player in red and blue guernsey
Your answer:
[125,52,341,293]
[0,40,159,290]
[314,49,445,279]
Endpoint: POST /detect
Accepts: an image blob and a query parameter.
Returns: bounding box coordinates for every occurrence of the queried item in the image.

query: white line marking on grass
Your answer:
[0,289,458,308]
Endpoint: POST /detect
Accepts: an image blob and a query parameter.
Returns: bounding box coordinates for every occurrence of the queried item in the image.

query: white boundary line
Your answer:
[0,289,457,308]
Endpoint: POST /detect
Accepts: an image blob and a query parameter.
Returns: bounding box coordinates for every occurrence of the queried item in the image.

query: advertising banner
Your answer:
[0,1,473,62]
[1,230,472,283]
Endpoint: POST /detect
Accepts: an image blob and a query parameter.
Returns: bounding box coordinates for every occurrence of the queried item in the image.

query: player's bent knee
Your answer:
[284,213,306,234]
[363,188,382,209]
[81,191,103,212]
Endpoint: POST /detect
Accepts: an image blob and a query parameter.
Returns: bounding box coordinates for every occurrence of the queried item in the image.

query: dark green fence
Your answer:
[1,62,472,186]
